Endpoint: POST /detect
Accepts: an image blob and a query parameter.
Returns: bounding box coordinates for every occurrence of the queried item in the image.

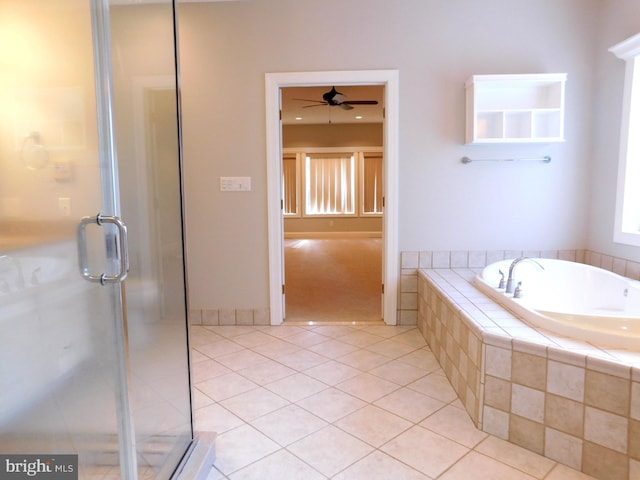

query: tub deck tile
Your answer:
[586,356,632,379]
[547,345,587,367]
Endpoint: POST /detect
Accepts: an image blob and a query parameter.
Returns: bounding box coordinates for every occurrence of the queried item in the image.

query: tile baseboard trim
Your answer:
[189,308,270,326]
[188,250,640,327]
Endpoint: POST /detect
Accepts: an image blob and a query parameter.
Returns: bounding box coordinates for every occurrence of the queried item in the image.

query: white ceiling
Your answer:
[281,85,384,125]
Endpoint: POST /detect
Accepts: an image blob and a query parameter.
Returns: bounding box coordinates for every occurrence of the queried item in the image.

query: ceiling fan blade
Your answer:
[302,103,329,109]
[343,100,379,105]
[293,98,327,104]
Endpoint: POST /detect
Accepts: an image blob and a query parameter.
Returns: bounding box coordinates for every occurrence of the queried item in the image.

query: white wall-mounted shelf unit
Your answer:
[465,73,567,144]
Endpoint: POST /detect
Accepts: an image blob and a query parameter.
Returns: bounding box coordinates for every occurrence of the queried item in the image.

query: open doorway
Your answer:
[265,70,399,326]
[281,85,384,323]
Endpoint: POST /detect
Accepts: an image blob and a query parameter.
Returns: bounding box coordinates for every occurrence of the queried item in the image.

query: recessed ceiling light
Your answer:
[295,117,303,121]
[355,115,363,120]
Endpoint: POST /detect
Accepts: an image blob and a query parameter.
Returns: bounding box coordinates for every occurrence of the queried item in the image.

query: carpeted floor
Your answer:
[284,238,383,323]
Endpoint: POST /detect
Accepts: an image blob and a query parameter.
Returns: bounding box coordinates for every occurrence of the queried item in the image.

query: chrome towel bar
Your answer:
[461,155,551,164]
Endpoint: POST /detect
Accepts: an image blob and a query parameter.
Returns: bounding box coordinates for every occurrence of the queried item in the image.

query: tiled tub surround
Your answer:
[400,249,640,326]
[417,266,640,480]
[400,250,587,326]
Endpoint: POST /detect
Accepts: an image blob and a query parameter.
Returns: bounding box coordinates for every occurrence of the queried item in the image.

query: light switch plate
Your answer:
[220,176,251,191]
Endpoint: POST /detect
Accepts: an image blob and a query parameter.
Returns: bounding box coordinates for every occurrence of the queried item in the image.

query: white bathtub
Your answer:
[0,244,94,427]
[473,258,640,349]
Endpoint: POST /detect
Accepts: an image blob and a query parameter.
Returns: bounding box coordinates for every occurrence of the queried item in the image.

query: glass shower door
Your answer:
[0,0,137,477]
[0,1,193,478]
[109,2,194,478]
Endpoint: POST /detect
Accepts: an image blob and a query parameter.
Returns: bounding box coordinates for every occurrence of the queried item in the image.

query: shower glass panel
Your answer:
[0,1,192,479]
[0,0,132,476]
[109,2,193,478]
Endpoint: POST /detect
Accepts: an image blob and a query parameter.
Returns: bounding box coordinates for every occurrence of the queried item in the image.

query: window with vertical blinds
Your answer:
[282,153,299,216]
[361,153,383,215]
[282,149,383,217]
[305,153,355,215]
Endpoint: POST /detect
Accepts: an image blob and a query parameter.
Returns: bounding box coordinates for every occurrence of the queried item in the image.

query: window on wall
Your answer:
[610,32,640,246]
[305,153,356,216]
[282,149,383,218]
[361,153,383,215]
[282,153,299,216]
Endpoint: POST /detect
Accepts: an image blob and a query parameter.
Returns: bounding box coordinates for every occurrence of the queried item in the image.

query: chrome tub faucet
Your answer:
[505,257,544,295]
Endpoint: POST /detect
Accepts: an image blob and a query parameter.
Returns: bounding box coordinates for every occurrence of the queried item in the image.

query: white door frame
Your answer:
[265,70,399,325]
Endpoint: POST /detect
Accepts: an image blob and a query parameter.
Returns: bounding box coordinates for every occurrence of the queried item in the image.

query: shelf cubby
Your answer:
[466,74,567,144]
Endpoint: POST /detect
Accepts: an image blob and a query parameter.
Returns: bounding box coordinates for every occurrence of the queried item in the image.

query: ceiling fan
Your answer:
[293,86,379,111]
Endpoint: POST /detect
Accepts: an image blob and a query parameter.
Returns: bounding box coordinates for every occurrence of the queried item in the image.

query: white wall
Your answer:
[588,0,640,263]
[177,0,618,312]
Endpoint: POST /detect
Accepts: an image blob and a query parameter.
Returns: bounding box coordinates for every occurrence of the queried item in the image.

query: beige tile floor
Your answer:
[191,324,598,480]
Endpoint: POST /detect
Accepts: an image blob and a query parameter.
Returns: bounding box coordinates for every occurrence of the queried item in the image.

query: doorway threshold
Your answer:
[283,320,385,326]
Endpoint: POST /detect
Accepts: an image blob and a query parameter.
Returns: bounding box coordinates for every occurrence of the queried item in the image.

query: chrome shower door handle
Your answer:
[77,213,129,285]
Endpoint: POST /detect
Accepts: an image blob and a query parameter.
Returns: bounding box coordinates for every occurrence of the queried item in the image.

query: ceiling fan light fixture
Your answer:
[293,86,379,111]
